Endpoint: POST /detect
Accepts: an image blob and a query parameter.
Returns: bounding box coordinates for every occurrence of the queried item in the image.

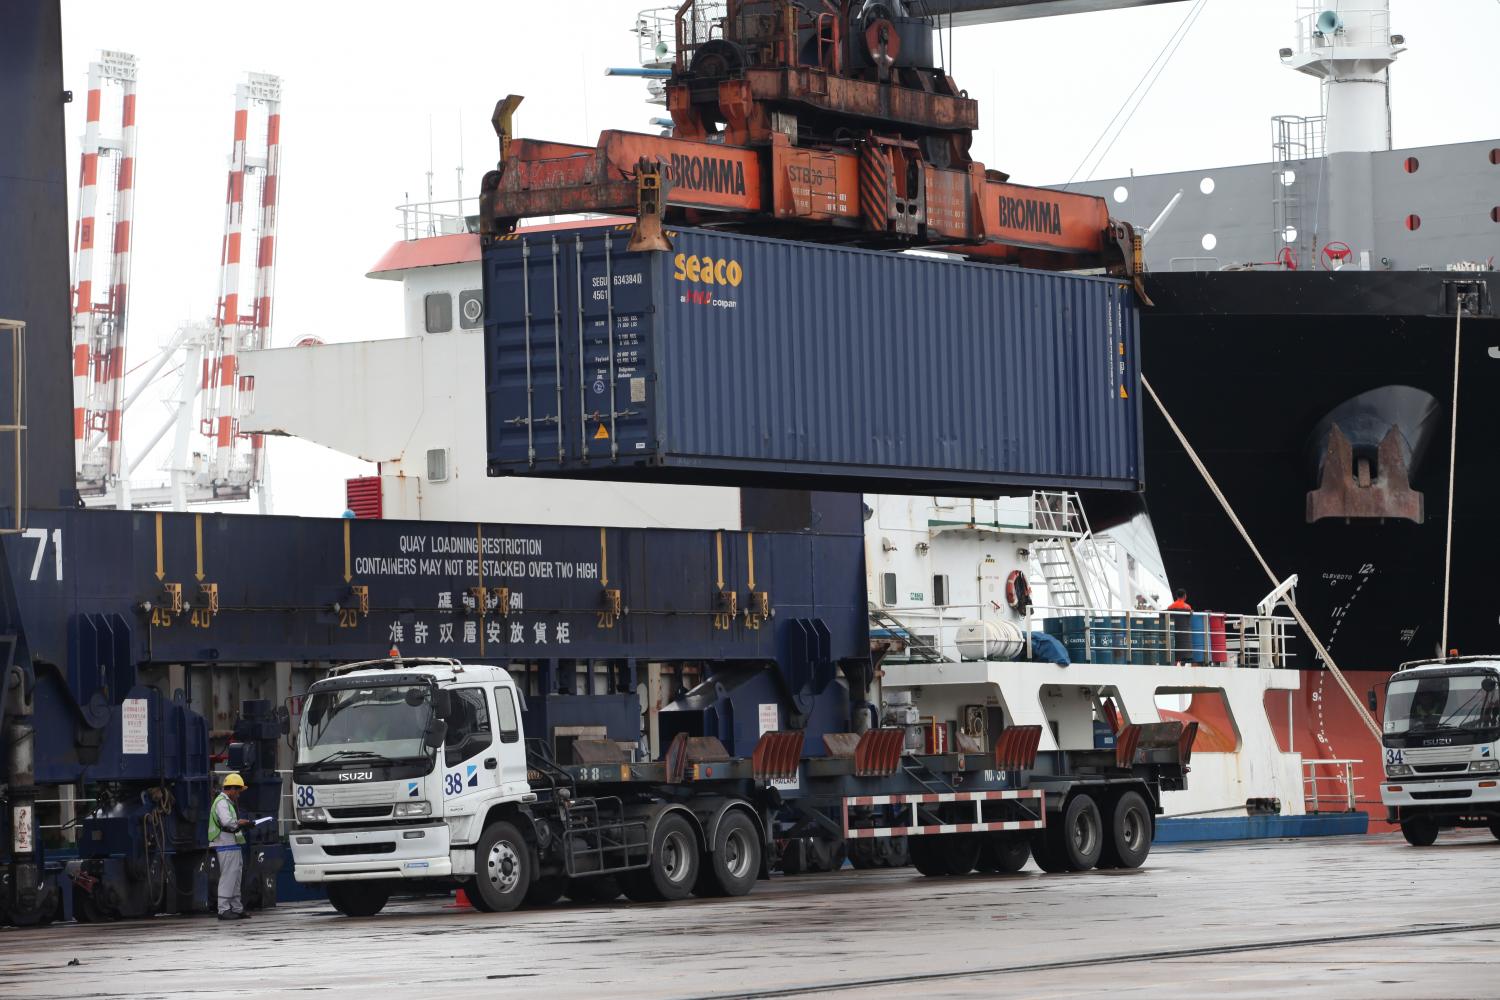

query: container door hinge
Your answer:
[598,588,622,629]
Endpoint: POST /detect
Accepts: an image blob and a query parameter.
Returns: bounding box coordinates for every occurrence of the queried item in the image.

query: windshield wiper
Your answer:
[308,749,398,767]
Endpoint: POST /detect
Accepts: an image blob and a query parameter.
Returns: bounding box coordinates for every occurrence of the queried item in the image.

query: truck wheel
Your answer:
[1029,829,1069,873]
[622,814,699,902]
[327,881,390,918]
[1058,794,1104,871]
[1099,791,1152,870]
[976,835,1030,873]
[908,836,948,877]
[882,836,910,868]
[564,875,621,904]
[1400,817,1439,847]
[942,834,982,875]
[848,840,878,869]
[696,811,761,898]
[1491,820,1500,842]
[523,875,566,908]
[472,820,532,912]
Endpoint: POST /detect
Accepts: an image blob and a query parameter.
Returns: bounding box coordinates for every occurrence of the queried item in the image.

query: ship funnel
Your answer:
[1314,10,1343,35]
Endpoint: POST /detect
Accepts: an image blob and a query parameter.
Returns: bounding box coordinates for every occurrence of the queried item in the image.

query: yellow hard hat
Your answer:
[222,772,246,789]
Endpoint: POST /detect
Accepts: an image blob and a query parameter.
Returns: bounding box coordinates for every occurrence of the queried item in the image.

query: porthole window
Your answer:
[1201,233,1217,252]
[1113,186,1129,204]
[1199,177,1215,195]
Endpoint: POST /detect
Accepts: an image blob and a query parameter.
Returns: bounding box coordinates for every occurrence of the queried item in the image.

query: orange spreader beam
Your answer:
[480,129,1137,275]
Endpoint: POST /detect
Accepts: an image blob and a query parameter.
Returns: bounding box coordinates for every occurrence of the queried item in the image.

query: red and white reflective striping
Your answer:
[841,789,1046,838]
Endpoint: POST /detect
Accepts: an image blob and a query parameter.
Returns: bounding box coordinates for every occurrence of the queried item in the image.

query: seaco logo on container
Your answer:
[673,253,742,310]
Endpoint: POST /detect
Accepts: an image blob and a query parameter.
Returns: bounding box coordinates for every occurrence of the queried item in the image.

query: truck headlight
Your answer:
[1471,760,1500,774]
[394,801,432,818]
[1384,764,1413,777]
[296,807,328,823]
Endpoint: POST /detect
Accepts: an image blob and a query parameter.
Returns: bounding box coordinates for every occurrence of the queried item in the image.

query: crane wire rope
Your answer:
[1439,300,1467,654]
[1064,0,1210,188]
[1140,374,1383,744]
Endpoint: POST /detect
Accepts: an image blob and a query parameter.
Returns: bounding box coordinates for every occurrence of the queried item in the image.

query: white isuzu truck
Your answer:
[290,657,1191,917]
[1377,656,1500,846]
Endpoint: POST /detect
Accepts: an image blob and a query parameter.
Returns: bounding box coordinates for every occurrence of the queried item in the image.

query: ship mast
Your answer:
[1282,1,1403,155]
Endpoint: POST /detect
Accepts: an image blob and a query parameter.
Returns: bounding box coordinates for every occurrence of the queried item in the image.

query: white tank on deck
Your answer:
[954,619,1026,661]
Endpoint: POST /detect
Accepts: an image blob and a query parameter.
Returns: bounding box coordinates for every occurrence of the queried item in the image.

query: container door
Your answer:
[483,229,657,470]
[571,231,656,463]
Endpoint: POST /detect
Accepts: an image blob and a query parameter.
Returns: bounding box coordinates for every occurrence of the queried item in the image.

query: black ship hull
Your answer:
[1098,271,1498,675]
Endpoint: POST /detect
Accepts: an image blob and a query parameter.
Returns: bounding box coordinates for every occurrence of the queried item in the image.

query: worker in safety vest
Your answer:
[210,773,254,920]
[1166,589,1193,664]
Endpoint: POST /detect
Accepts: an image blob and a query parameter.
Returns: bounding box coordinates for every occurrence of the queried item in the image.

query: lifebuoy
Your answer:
[1005,569,1032,614]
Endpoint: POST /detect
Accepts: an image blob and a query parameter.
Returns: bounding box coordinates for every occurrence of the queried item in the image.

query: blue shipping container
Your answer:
[483,225,1142,495]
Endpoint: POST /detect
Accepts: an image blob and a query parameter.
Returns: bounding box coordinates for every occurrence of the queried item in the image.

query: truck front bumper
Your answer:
[1381,777,1500,815]
[291,822,452,882]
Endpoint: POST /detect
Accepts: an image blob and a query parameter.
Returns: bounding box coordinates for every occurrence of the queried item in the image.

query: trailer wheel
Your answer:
[976,835,1030,873]
[848,840,879,869]
[1400,817,1439,847]
[1491,820,1500,842]
[1034,794,1103,872]
[523,875,567,908]
[942,834,982,875]
[1099,791,1152,870]
[622,814,699,902]
[696,810,760,897]
[472,820,532,912]
[327,881,390,918]
[908,836,948,876]
[564,875,622,904]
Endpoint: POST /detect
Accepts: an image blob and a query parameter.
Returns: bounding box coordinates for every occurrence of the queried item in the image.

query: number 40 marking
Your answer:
[22,528,62,581]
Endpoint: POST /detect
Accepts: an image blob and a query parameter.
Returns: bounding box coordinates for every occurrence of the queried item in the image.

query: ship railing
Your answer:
[397,195,480,241]
[1291,4,1392,60]
[1303,758,1363,814]
[872,604,1297,668]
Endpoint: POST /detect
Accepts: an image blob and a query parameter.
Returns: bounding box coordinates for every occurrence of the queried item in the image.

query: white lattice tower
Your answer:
[70,50,138,489]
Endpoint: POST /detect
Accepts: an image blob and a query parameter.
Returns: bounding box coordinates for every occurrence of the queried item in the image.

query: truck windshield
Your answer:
[298,683,433,766]
[1385,672,1500,736]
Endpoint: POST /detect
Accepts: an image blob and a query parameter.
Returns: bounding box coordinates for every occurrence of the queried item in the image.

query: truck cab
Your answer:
[290,659,534,915]
[1378,656,1500,846]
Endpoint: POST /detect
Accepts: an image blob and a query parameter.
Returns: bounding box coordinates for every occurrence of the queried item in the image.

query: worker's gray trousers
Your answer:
[216,846,243,915]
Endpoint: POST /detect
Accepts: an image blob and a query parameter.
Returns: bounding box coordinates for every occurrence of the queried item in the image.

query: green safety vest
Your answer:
[208,792,246,845]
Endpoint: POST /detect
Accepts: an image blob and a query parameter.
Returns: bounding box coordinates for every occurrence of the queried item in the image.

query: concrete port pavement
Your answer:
[3,832,1498,999]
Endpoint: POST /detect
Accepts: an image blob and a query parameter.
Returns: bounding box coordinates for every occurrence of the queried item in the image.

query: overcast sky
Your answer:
[60,0,1500,516]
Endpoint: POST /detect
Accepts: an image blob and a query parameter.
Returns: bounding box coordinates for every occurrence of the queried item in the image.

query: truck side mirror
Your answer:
[434,689,453,720]
[424,718,448,750]
[274,705,291,736]
[1366,688,1378,712]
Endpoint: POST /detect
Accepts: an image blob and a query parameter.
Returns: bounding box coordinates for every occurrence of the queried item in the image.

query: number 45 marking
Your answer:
[22,528,62,581]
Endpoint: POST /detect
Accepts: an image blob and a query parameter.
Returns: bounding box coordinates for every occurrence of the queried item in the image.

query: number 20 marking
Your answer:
[22,528,62,581]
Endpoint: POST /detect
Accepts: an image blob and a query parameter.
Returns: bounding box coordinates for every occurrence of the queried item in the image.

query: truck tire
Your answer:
[1029,829,1069,873]
[564,875,622,904]
[1099,791,1152,870]
[1491,820,1500,842]
[1400,817,1439,847]
[327,881,390,918]
[848,840,879,869]
[472,820,532,912]
[1034,794,1103,872]
[523,875,566,908]
[695,810,761,898]
[942,834,982,875]
[908,836,948,877]
[621,814,700,902]
[976,835,1030,873]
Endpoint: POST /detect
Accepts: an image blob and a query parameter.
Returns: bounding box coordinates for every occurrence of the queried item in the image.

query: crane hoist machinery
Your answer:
[479,0,1143,279]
